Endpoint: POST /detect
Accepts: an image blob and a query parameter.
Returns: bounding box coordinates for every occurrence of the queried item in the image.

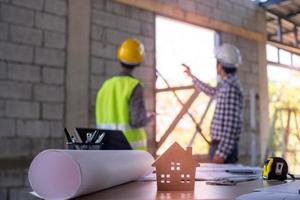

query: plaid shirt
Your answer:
[192,74,243,159]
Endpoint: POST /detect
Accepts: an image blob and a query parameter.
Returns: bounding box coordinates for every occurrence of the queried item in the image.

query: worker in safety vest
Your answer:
[95,38,153,151]
[184,44,243,164]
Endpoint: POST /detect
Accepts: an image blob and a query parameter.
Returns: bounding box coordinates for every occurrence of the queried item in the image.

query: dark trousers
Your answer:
[209,140,238,164]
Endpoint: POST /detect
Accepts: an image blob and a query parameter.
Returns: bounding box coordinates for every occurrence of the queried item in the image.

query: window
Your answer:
[180,174,191,183]
[156,15,217,156]
[171,162,181,171]
[160,173,171,184]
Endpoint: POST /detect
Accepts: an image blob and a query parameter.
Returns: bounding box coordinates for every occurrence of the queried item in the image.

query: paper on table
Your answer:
[255,180,300,194]
[28,150,154,200]
[138,164,262,182]
[196,164,262,181]
[236,191,300,200]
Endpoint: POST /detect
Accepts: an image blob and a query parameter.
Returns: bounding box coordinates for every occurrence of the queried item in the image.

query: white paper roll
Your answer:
[28,150,154,199]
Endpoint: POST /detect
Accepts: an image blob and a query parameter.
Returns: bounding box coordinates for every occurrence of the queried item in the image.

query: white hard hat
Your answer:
[215,43,241,68]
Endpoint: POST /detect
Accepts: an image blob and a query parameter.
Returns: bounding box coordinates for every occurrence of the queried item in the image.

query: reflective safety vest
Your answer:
[95,76,147,151]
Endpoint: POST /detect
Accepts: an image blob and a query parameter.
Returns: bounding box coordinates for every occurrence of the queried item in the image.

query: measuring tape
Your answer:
[263,157,295,180]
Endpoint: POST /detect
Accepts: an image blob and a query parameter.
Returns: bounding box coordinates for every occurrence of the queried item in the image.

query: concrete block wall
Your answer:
[89,0,156,153]
[0,0,67,199]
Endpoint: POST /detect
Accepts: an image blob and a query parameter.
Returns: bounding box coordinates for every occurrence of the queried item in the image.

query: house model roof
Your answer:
[152,142,199,167]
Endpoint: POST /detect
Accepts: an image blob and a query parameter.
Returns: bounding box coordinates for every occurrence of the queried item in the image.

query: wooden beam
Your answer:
[156,85,194,93]
[113,0,266,43]
[269,40,300,55]
[157,90,199,149]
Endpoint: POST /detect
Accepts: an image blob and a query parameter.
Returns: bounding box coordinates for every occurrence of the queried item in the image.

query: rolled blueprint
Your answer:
[28,150,154,199]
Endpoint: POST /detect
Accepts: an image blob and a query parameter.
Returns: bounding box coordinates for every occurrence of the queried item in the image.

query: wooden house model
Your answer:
[152,142,199,191]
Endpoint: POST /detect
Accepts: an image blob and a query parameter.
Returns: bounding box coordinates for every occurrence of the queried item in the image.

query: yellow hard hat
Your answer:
[117,38,145,65]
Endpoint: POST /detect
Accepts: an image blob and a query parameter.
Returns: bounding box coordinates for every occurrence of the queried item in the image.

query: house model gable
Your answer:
[152,142,199,191]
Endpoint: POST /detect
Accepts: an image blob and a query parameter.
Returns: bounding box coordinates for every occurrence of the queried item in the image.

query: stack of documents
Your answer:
[236,180,300,200]
[196,163,262,181]
[138,163,262,182]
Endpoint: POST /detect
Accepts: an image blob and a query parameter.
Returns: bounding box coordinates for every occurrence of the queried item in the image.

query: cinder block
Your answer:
[12,0,44,10]
[30,138,52,156]
[0,81,32,99]
[143,51,155,67]
[35,47,65,67]
[92,10,117,28]
[105,28,131,46]
[243,0,256,10]
[91,57,105,74]
[251,63,259,74]
[0,138,31,158]
[117,16,141,34]
[0,61,7,80]
[0,169,24,187]
[0,188,7,200]
[243,19,257,32]
[212,9,229,23]
[232,4,248,18]
[132,9,154,23]
[45,31,66,49]
[34,84,64,102]
[217,0,233,13]
[0,100,4,117]
[195,4,213,18]
[92,41,116,59]
[45,0,66,16]
[42,103,63,120]
[42,67,64,85]
[178,0,196,12]
[9,187,36,200]
[0,22,8,40]
[0,42,33,63]
[246,73,258,86]
[1,5,34,27]
[35,12,66,33]
[50,121,64,138]
[133,66,154,83]
[10,25,42,46]
[221,32,238,44]
[17,120,50,138]
[30,138,64,156]
[141,22,155,37]
[90,74,105,90]
[91,25,104,41]
[229,15,243,27]
[8,63,41,82]
[0,118,15,137]
[6,100,40,119]
[90,89,97,106]
[92,0,105,9]
[104,60,120,76]
[194,0,217,7]
[105,1,132,17]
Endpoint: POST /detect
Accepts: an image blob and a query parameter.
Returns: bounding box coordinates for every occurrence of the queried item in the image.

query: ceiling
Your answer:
[258,0,300,52]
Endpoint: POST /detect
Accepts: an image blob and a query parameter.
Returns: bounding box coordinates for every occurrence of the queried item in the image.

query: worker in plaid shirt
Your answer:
[184,44,243,164]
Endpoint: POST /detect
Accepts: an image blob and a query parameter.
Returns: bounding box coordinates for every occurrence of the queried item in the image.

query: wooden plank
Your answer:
[156,85,194,93]
[113,0,266,43]
[157,90,199,149]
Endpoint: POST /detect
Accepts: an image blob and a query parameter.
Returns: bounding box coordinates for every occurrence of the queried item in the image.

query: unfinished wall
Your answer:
[0,0,67,199]
[89,0,156,154]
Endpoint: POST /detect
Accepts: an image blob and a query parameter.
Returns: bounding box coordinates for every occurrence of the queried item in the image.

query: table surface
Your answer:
[75,180,285,200]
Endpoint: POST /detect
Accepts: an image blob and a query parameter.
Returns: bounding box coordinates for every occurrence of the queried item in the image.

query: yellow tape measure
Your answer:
[263,157,289,180]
